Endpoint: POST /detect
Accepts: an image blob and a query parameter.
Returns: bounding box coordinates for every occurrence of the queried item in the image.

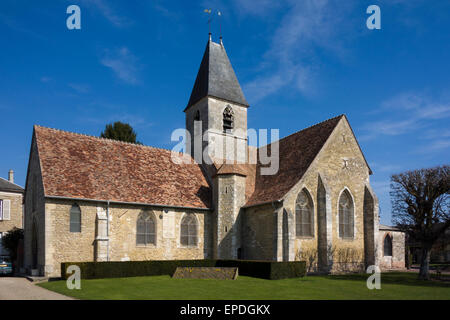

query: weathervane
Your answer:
[204,9,223,41]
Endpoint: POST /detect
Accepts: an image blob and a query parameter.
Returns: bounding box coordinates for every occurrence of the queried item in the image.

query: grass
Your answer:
[38,272,450,300]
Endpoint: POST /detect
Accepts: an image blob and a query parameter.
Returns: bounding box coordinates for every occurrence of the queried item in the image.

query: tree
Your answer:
[391,165,450,280]
[100,121,142,144]
[1,227,24,262]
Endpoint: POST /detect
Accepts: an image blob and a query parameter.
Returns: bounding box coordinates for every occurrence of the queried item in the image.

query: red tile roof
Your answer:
[244,115,345,207]
[34,126,211,209]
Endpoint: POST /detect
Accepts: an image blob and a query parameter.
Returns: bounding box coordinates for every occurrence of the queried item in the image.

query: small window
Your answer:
[194,110,201,121]
[295,189,314,237]
[384,234,393,256]
[136,212,156,245]
[180,213,198,247]
[70,204,81,233]
[339,189,354,239]
[223,106,234,133]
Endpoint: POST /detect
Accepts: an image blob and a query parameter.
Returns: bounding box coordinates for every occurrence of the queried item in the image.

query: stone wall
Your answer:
[0,191,23,233]
[23,134,47,275]
[280,117,377,272]
[379,230,405,270]
[241,203,277,260]
[0,191,23,256]
[43,198,212,277]
[186,96,248,165]
[214,174,246,259]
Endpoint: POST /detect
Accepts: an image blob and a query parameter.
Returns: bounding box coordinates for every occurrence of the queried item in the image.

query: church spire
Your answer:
[185,38,249,111]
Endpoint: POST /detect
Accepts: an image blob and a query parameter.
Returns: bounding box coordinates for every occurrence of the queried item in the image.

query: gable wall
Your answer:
[282,118,372,271]
[23,135,46,275]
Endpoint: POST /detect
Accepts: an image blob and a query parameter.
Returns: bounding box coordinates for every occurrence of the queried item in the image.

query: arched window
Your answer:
[194,110,201,121]
[223,106,234,132]
[384,234,393,256]
[136,211,156,245]
[70,204,81,233]
[180,213,198,247]
[296,189,314,237]
[338,189,354,239]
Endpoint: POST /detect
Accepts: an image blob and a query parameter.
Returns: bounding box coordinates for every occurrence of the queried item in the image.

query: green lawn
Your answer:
[38,272,450,300]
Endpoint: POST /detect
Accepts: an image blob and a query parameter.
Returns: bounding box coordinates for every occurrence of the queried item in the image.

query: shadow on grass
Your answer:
[327,272,450,288]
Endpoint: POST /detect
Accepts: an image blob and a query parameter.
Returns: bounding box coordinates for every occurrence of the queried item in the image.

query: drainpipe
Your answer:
[106,200,110,262]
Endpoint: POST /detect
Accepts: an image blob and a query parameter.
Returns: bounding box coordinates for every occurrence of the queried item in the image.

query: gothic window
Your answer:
[384,234,393,256]
[338,189,354,239]
[69,204,81,233]
[136,211,156,245]
[194,110,201,121]
[223,106,234,132]
[180,213,198,247]
[296,189,314,237]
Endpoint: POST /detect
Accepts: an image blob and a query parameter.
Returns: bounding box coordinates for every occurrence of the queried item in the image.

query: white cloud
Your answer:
[81,0,132,27]
[361,91,450,141]
[240,0,355,103]
[100,47,140,85]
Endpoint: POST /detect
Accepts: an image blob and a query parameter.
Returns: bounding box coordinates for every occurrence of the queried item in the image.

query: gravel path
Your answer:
[0,277,73,300]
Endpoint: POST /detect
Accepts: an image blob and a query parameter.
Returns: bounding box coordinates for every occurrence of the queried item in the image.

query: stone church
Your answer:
[24,36,383,277]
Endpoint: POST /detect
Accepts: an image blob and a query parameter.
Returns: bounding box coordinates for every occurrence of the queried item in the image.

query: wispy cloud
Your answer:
[361,91,450,154]
[68,83,90,94]
[81,0,132,27]
[240,0,356,102]
[100,47,140,85]
[361,92,450,140]
[0,13,45,39]
[414,139,450,154]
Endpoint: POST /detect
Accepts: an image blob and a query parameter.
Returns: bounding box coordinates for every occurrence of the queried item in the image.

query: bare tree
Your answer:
[391,165,449,280]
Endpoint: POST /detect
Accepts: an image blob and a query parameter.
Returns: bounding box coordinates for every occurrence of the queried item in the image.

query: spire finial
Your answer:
[218,11,222,43]
[204,9,212,37]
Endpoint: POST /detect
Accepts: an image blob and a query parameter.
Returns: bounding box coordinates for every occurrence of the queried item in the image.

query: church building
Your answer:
[23,36,382,277]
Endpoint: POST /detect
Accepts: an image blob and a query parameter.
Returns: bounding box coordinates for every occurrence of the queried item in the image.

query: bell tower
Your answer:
[184,35,249,169]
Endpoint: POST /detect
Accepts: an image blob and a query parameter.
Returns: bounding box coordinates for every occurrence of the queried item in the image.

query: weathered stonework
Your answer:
[379,229,405,270]
[241,203,278,260]
[213,174,246,259]
[36,199,212,277]
[0,191,23,234]
[279,118,378,272]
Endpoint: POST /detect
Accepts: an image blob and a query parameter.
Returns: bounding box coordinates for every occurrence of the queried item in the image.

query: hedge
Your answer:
[61,259,306,280]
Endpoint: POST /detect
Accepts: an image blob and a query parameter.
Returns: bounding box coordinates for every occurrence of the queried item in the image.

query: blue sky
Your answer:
[0,0,449,225]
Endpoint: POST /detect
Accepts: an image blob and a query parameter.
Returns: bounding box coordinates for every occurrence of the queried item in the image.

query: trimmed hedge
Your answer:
[61,259,306,280]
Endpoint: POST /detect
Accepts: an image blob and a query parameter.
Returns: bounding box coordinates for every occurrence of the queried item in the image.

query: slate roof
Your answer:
[244,115,345,207]
[185,39,249,110]
[0,177,24,193]
[33,126,211,209]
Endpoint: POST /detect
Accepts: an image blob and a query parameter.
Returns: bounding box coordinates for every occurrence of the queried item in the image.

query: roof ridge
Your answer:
[34,124,186,155]
[257,114,345,150]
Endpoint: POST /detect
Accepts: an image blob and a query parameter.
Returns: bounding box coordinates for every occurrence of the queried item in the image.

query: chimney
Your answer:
[8,169,14,183]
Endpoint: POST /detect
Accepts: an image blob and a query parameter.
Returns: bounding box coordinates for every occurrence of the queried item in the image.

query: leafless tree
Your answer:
[391,165,449,280]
